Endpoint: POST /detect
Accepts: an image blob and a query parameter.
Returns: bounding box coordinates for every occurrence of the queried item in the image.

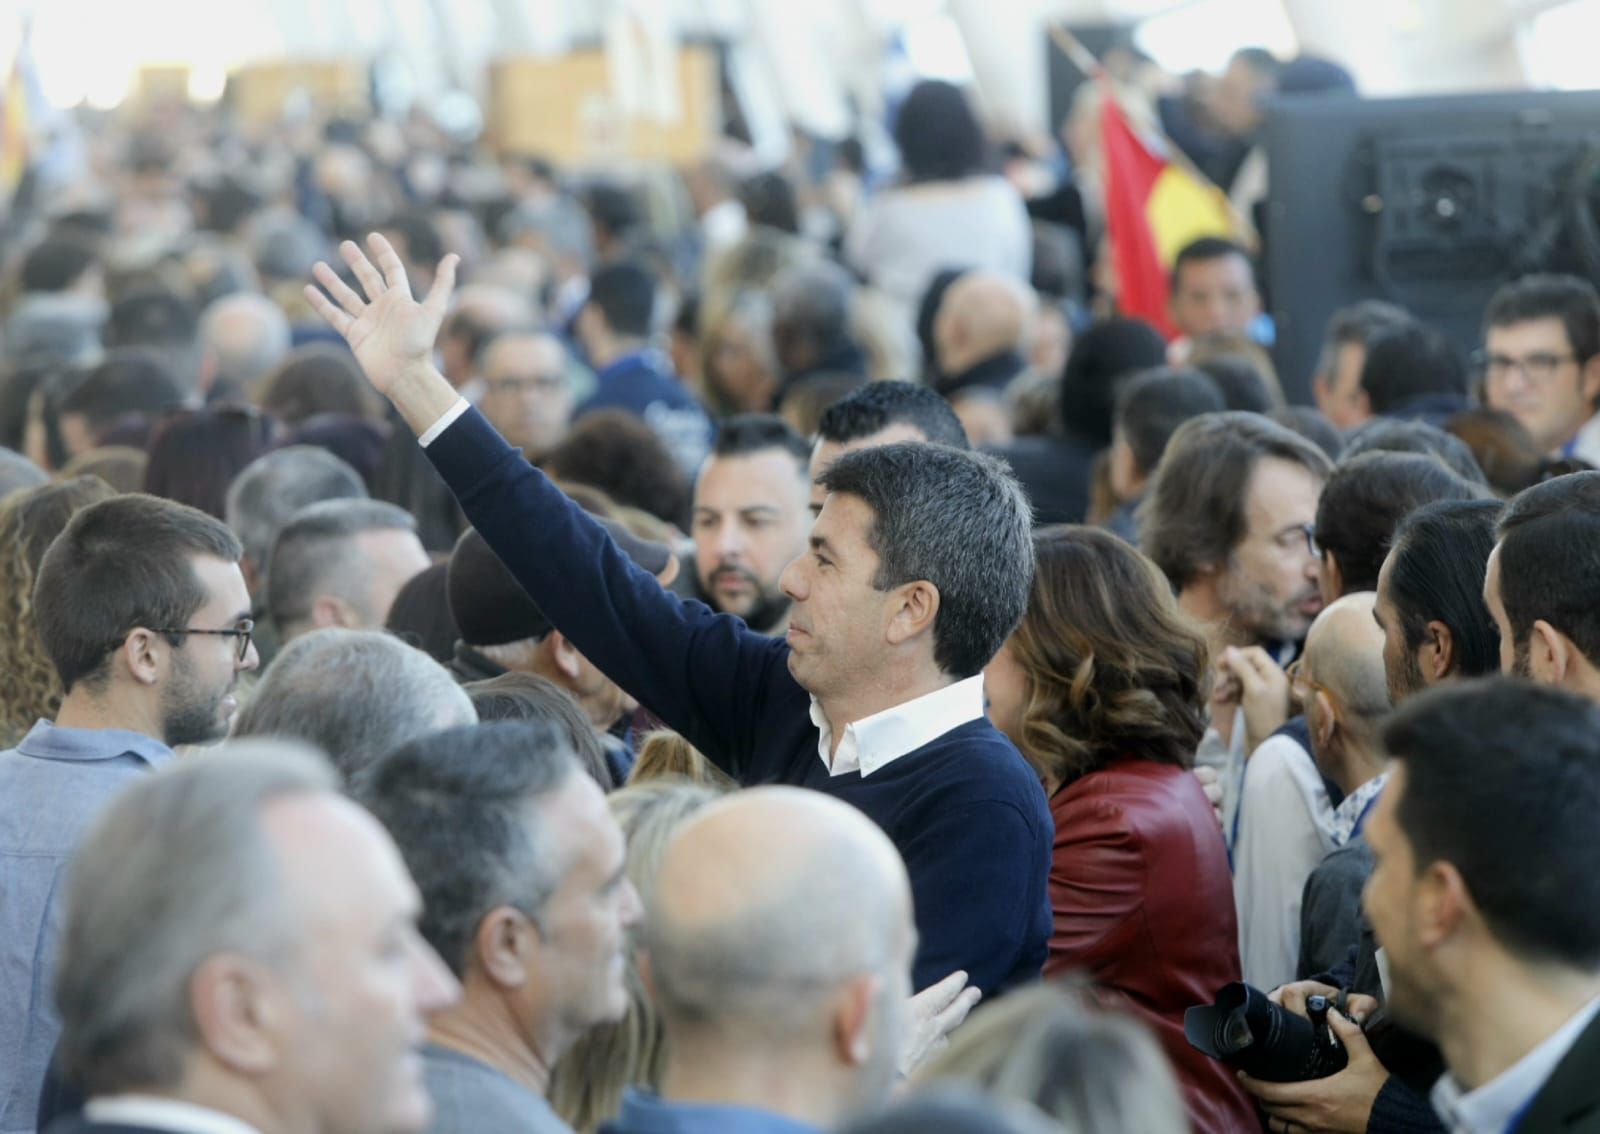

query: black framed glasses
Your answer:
[1300,523,1321,559]
[147,619,256,663]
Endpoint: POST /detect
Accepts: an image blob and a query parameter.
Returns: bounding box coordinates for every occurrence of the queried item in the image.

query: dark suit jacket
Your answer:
[45,1119,184,1134]
[1518,1010,1600,1132]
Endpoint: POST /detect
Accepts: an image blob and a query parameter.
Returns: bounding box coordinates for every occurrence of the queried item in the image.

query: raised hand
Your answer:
[303,234,458,396]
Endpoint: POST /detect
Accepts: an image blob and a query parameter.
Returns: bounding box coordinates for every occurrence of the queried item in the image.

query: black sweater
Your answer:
[427,408,1052,995]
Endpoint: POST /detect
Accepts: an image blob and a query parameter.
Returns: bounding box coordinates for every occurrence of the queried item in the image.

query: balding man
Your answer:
[197,293,291,401]
[1288,592,1393,965]
[477,329,576,458]
[45,742,458,1134]
[614,787,915,1134]
[1234,593,1392,990]
[932,272,1035,397]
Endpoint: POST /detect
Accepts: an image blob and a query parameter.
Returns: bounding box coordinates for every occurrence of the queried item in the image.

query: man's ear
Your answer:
[311,595,357,630]
[189,954,283,1075]
[1580,354,1600,403]
[118,628,165,688]
[832,973,880,1068]
[548,630,585,680]
[1416,860,1471,951]
[1312,689,1338,749]
[884,581,940,648]
[1532,619,1572,687]
[1424,621,1457,681]
[472,906,534,990]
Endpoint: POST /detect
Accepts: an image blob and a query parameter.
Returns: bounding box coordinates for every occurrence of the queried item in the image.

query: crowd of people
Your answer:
[4,42,1600,1134]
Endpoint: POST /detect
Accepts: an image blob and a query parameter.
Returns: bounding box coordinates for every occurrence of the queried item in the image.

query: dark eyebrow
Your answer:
[739,506,781,518]
[809,534,837,557]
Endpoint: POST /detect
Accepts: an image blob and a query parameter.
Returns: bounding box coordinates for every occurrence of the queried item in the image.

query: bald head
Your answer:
[1303,592,1391,766]
[934,272,1037,379]
[199,293,291,394]
[646,787,913,1035]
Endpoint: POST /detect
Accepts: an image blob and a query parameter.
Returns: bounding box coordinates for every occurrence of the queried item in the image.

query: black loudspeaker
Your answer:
[1264,89,1600,403]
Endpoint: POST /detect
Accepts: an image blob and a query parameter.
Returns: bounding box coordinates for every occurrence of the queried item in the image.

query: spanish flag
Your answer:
[1100,85,1235,339]
[0,28,34,198]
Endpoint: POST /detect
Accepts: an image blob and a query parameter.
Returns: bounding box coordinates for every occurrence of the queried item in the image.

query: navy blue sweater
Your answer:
[428,408,1052,995]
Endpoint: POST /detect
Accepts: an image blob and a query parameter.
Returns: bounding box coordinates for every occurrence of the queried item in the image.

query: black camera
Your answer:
[1184,982,1354,1082]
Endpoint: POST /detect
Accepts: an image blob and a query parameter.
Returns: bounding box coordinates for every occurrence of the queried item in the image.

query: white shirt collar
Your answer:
[810,675,986,778]
[1430,994,1600,1134]
[85,1096,263,1134]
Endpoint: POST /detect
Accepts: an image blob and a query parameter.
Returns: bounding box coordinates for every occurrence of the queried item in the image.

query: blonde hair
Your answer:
[916,982,1189,1134]
[548,779,725,1132]
[0,477,117,744]
[628,730,737,790]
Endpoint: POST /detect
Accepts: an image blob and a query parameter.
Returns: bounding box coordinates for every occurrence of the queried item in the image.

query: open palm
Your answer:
[303,234,458,396]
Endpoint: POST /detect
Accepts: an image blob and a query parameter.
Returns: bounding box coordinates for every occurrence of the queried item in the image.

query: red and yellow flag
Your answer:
[0,28,34,197]
[1100,85,1235,339]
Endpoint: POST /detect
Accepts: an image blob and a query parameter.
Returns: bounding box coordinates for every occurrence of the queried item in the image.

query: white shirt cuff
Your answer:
[417,398,471,448]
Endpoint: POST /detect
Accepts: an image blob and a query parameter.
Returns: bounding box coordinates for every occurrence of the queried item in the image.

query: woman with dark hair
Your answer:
[258,343,386,426]
[983,527,1255,1134]
[846,80,1031,314]
[142,405,275,519]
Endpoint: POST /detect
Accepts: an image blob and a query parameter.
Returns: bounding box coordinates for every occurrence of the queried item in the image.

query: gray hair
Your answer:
[225,446,368,571]
[818,442,1034,678]
[265,498,416,633]
[233,628,475,781]
[198,293,291,391]
[1314,299,1409,381]
[356,721,580,977]
[54,741,338,1095]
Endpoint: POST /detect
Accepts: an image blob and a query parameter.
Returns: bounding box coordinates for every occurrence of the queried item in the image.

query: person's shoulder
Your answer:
[422,1045,565,1131]
[43,1120,174,1134]
[905,721,1050,813]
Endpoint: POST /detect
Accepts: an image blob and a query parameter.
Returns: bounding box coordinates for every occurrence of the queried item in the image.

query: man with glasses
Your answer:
[0,493,257,1134]
[1480,273,1600,464]
[478,328,577,459]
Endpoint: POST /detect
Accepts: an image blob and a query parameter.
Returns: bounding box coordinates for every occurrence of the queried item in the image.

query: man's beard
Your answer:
[161,654,232,747]
[703,566,792,635]
[1219,564,1318,645]
[1511,637,1534,680]
[1387,646,1429,704]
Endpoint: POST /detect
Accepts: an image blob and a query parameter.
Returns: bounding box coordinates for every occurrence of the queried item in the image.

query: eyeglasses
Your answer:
[1286,657,1337,710]
[146,619,256,663]
[1473,350,1580,388]
[1300,523,1321,559]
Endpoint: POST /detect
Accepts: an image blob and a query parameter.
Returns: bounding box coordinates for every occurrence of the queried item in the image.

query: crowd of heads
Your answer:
[4,43,1600,1134]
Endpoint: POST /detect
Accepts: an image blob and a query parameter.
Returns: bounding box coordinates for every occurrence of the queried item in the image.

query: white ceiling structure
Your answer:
[4,0,1597,141]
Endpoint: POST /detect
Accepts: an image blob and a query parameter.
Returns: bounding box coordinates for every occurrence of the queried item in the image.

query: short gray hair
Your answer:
[357,721,580,977]
[225,446,368,570]
[818,442,1033,678]
[265,498,416,633]
[233,628,475,781]
[198,293,291,391]
[54,741,338,1095]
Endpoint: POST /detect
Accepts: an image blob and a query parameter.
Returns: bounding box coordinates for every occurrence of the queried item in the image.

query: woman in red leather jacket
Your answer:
[984,527,1259,1134]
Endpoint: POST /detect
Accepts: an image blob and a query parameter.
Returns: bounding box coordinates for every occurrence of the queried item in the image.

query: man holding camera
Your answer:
[1239,680,1600,1134]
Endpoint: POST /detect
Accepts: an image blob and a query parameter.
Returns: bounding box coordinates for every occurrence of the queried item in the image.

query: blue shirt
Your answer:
[576,349,712,474]
[602,1090,820,1134]
[0,720,173,1134]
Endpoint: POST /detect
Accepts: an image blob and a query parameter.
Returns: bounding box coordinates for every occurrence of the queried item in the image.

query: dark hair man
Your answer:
[1310,300,1411,431]
[810,381,968,515]
[1357,319,1469,422]
[266,499,430,643]
[1485,471,1600,700]
[307,235,1051,1000]
[1364,680,1600,1133]
[56,349,189,460]
[1105,366,1225,543]
[574,261,711,474]
[1481,273,1600,464]
[691,416,813,635]
[360,723,641,1134]
[0,494,257,1132]
[1312,452,1486,605]
[1168,238,1261,343]
[617,788,915,1133]
[771,260,868,393]
[1140,412,1331,859]
[48,742,459,1134]
[1375,499,1503,704]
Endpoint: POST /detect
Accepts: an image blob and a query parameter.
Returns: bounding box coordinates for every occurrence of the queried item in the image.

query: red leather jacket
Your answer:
[1044,757,1260,1134]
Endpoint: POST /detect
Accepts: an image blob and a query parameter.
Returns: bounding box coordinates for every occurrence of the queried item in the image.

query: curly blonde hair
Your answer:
[0,477,117,744]
[1009,527,1211,790]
